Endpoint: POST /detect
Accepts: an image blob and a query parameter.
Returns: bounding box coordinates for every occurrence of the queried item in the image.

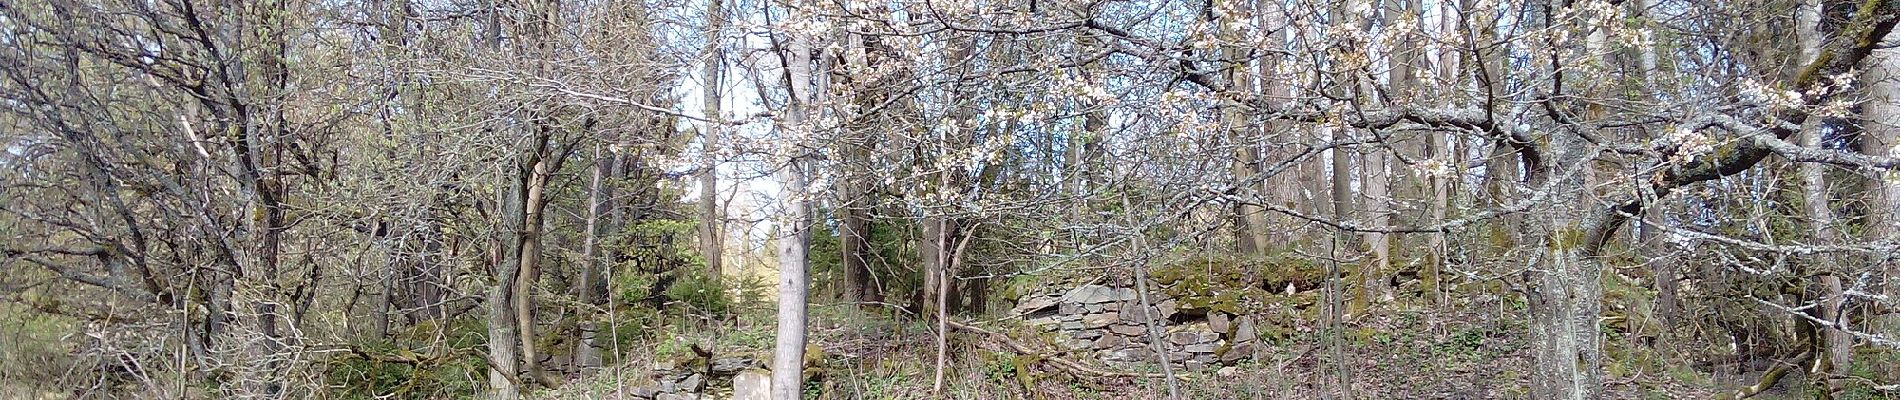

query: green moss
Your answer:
[1551,226,1588,252]
[1149,254,1323,315]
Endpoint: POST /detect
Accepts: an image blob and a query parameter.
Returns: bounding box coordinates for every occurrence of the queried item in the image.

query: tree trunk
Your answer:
[488,173,526,400]
[1866,29,1900,342]
[841,206,872,302]
[1793,1,1852,388]
[770,30,814,400]
[1525,133,1604,400]
[515,156,552,386]
[698,0,725,280]
[771,159,811,400]
[576,144,610,370]
[1223,8,1267,256]
[920,218,950,317]
[482,0,520,396]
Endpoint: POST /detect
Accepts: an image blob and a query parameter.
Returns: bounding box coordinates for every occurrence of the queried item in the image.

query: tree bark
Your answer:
[1527,3,1601,399]
[576,144,610,370]
[488,171,525,400]
[1223,5,1268,256]
[515,156,551,386]
[699,0,725,280]
[1524,133,1605,400]
[1863,20,1900,341]
[770,28,814,400]
[1794,1,1853,388]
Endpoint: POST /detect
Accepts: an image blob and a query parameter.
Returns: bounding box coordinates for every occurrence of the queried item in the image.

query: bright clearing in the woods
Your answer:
[1,0,1898,399]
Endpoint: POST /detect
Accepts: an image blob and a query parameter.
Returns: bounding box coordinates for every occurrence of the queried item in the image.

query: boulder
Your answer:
[629,386,661,399]
[677,373,705,392]
[1208,312,1232,334]
[1124,308,1154,324]
[1193,353,1217,364]
[1157,299,1178,319]
[1072,330,1103,340]
[1184,343,1220,353]
[1232,316,1258,343]
[1221,342,1258,363]
[1082,312,1120,329]
[733,369,771,400]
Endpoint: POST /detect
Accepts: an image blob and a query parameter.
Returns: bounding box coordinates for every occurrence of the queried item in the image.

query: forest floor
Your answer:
[540,296,1779,400]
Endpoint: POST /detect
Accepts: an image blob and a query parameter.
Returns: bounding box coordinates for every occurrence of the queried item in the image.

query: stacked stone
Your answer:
[628,356,763,399]
[1013,284,1262,370]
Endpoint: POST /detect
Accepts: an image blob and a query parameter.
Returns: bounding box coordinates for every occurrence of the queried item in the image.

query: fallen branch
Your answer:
[943,319,1181,381]
[1722,349,1813,400]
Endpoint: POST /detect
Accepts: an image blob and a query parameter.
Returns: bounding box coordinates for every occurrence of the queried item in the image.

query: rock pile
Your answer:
[626,356,764,399]
[1012,284,1261,370]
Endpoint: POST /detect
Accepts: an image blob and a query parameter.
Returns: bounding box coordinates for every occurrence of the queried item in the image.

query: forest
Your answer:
[1,0,1898,399]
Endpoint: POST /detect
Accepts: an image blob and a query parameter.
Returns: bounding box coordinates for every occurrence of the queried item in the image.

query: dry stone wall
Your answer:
[626,356,765,399]
[1011,284,1262,370]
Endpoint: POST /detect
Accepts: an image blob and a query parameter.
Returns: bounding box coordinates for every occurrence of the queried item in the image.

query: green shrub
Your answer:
[666,270,732,317]
[322,319,487,400]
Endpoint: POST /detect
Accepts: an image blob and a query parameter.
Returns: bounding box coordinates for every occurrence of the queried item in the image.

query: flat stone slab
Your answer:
[1168,331,1220,345]
[1108,324,1147,336]
[711,357,760,375]
[1063,285,1137,304]
[1012,295,1061,316]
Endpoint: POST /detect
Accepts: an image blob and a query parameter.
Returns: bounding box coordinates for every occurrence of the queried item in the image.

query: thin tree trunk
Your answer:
[1794,1,1852,389]
[841,203,872,302]
[488,176,525,400]
[699,0,725,280]
[1223,6,1266,256]
[576,144,609,370]
[482,0,519,397]
[515,157,552,386]
[770,29,814,400]
[930,219,950,395]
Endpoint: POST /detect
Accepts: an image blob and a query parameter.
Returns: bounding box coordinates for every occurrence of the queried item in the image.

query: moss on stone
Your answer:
[1149,254,1323,314]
